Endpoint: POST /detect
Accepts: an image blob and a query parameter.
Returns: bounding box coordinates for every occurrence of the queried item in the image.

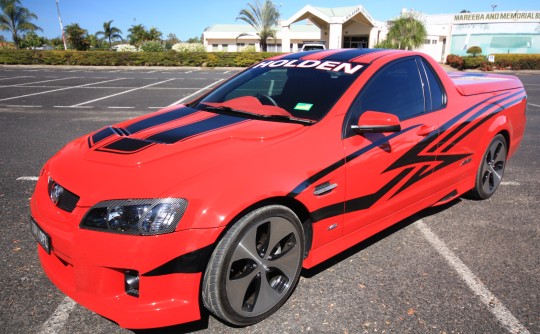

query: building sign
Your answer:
[345,6,374,25]
[454,11,540,23]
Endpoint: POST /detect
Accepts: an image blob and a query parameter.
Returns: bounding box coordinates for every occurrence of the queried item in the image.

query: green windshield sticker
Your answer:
[294,103,313,111]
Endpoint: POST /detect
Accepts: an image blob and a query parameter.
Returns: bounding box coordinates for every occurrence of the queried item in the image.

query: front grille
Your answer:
[48,179,80,213]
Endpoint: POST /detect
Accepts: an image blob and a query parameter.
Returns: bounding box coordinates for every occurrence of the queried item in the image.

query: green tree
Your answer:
[95,20,122,48]
[164,32,179,49]
[128,24,147,46]
[0,0,41,49]
[187,36,201,43]
[384,13,427,50]
[19,31,45,48]
[237,0,279,52]
[466,46,482,57]
[147,27,162,41]
[64,23,89,51]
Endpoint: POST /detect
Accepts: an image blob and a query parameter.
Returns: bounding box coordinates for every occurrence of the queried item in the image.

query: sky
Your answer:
[2,0,539,42]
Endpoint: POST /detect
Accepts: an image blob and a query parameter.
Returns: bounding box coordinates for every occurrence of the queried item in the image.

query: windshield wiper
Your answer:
[200,105,315,125]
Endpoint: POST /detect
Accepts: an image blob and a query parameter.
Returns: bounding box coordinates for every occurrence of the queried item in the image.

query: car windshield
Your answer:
[192,59,365,123]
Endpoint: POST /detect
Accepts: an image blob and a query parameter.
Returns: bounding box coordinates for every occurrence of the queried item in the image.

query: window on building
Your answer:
[236,43,245,51]
[267,44,282,52]
[343,36,368,48]
[212,44,219,51]
[424,39,431,45]
[431,39,437,44]
[222,44,228,52]
[490,36,532,48]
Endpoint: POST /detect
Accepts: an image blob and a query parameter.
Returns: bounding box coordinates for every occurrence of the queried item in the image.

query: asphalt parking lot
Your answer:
[0,65,538,334]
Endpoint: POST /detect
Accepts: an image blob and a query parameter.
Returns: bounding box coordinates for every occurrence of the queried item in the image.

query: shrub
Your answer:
[242,45,257,52]
[0,49,282,67]
[466,46,482,57]
[114,44,138,52]
[462,56,484,69]
[490,54,540,70]
[139,41,165,52]
[446,54,464,69]
[172,43,206,52]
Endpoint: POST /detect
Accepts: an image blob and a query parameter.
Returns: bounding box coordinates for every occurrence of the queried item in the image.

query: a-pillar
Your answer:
[328,23,342,49]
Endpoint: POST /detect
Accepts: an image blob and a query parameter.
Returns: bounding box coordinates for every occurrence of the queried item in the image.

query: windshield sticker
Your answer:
[294,103,314,111]
[253,59,363,75]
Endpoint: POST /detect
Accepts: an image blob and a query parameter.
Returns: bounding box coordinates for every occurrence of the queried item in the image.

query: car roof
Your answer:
[271,49,408,65]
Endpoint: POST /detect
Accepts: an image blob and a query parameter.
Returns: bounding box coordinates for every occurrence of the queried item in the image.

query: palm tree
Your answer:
[95,20,122,48]
[147,27,162,41]
[385,13,427,50]
[237,0,279,52]
[128,24,147,46]
[64,23,89,51]
[0,0,41,49]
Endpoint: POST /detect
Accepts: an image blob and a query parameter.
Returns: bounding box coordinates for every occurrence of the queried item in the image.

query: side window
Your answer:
[344,58,425,137]
[420,59,446,111]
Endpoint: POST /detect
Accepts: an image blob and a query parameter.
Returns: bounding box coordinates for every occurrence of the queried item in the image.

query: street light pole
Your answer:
[491,4,498,12]
[55,0,67,50]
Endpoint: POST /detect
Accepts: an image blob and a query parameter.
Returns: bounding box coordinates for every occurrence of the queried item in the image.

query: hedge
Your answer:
[490,54,540,70]
[0,49,281,67]
[446,53,540,71]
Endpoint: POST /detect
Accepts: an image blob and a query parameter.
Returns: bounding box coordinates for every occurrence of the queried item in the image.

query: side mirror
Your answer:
[351,111,401,134]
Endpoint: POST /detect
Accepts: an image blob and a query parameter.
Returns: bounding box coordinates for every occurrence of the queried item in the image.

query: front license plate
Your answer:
[30,218,51,254]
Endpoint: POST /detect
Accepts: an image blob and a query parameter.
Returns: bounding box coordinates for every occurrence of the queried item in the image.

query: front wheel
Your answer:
[468,134,507,199]
[202,205,304,326]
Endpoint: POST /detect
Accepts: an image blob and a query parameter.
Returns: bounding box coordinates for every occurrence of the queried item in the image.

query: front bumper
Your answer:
[30,181,222,329]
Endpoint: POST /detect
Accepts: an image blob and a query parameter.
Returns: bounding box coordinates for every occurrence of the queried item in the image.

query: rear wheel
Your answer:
[469,134,507,199]
[202,205,304,326]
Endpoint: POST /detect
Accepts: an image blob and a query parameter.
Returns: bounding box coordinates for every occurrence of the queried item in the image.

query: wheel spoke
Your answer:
[267,217,296,258]
[251,274,282,315]
[231,226,260,264]
[226,267,260,312]
[488,165,502,185]
[269,245,300,280]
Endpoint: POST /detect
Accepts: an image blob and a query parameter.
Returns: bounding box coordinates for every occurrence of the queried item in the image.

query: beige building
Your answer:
[203,4,540,62]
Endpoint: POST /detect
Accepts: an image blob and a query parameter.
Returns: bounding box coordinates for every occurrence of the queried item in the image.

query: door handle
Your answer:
[417,125,435,137]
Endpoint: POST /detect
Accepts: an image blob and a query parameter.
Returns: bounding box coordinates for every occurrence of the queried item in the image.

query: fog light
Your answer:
[124,270,139,297]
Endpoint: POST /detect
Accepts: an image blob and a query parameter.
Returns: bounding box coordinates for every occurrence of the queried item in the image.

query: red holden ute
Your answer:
[30,49,527,328]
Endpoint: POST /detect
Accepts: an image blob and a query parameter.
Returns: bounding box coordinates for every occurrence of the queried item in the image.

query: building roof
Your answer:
[205,24,320,33]
[310,6,359,17]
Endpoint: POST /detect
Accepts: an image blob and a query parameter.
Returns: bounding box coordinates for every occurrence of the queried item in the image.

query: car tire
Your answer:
[202,205,304,326]
[468,134,507,200]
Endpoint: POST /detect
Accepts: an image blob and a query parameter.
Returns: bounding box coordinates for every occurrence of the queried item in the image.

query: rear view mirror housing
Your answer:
[351,111,401,134]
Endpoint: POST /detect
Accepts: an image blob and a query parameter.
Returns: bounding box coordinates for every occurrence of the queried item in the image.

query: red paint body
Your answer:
[30,50,527,329]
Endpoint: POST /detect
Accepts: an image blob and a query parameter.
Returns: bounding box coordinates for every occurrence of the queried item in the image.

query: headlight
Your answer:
[80,198,188,235]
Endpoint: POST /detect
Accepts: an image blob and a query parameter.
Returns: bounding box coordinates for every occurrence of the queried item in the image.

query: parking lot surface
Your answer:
[0,66,538,334]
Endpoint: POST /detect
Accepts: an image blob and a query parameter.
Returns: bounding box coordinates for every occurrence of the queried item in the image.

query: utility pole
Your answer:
[56,0,67,50]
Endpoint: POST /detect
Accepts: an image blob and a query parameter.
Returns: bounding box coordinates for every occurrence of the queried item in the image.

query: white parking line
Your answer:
[6,105,42,108]
[167,79,224,107]
[71,78,175,107]
[0,75,33,81]
[108,106,134,109]
[54,106,93,109]
[0,78,125,102]
[501,181,520,186]
[3,77,79,87]
[17,176,39,181]
[38,296,76,334]
[528,103,540,108]
[416,220,530,334]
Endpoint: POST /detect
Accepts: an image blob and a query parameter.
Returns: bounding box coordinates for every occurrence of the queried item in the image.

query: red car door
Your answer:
[341,57,440,235]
